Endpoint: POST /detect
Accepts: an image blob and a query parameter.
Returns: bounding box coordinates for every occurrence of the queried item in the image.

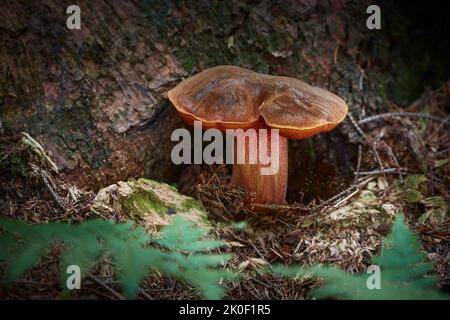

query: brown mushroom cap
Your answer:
[168,65,348,139]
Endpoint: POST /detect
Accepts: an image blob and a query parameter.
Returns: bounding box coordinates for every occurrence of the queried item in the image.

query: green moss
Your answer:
[121,189,167,217]
[180,198,203,212]
[118,179,207,226]
[181,54,197,72]
[135,177,176,191]
[393,174,428,204]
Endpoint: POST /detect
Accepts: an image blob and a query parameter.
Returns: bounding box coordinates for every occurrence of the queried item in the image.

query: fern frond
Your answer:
[272,214,449,300]
[0,216,235,299]
[156,216,225,252]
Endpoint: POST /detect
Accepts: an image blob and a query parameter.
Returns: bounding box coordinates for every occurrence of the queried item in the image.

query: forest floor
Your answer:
[0,0,449,300]
[0,79,449,299]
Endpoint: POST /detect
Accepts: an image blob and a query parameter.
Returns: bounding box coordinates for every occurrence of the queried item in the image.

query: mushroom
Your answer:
[168,66,348,204]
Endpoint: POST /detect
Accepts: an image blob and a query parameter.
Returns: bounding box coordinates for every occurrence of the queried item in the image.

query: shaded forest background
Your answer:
[0,0,449,300]
[1,0,448,201]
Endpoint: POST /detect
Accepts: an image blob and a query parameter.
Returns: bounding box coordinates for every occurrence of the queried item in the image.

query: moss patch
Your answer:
[93,178,209,233]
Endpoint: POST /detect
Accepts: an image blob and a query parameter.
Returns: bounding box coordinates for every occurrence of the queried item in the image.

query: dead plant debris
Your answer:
[0,81,449,299]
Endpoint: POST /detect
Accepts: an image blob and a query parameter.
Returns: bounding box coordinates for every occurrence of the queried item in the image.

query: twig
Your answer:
[358,112,445,125]
[331,188,360,208]
[251,203,294,211]
[435,148,450,155]
[354,144,362,184]
[379,140,404,182]
[434,116,450,132]
[87,274,126,300]
[372,135,386,180]
[315,184,359,209]
[250,242,273,271]
[31,164,66,210]
[355,168,408,176]
[347,112,365,137]
[139,288,155,300]
[21,132,59,172]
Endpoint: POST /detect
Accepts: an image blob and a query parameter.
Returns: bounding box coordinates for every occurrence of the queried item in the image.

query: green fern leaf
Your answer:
[0,215,235,299]
[155,216,237,299]
[157,216,225,252]
[0,235,17,260]
[272,214,449,300]
[4,243,50,284]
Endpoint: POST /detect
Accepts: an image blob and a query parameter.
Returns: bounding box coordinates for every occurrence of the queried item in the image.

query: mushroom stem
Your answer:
[231,129,288,204]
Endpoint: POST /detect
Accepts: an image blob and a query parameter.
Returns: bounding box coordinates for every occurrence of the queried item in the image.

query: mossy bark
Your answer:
[0,0,187,189]
[1,0,402,198]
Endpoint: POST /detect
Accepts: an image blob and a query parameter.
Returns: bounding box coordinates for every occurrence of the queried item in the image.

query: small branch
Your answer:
[21,132,59,172]
[250,203,295,211]
[347,112,365,137]
[379,140,404,182]
[31,164,66,210]
[435,116,450,132]
[317,184,359,209]
[355,168,408,176]
[332,188,360,208]
[372,136,386,180]
[87,274,126,300]
[139,288,155,300]
[353,144,363,183]
[358,112,445,125]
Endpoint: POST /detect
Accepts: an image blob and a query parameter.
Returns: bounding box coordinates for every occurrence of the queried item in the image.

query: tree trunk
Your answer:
[0,0,187,189]
[0,0,375,198]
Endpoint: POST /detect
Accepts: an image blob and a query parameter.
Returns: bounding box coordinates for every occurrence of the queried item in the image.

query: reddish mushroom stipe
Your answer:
[168,65,349,206]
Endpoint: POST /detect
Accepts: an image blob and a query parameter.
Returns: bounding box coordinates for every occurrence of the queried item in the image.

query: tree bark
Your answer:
[0,0,187,189]
[0,0,374,198]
